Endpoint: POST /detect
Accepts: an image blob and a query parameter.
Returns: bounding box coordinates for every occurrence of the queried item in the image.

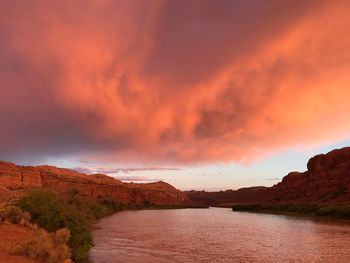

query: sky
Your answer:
[1,0,350,191]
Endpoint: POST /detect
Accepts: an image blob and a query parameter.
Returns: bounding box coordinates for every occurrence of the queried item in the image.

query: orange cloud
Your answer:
[1,0,350,164]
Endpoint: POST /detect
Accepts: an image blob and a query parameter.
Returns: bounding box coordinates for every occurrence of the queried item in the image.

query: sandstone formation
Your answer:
[188,147,350,206]
[0,161,189,206]
[271,147,350,203]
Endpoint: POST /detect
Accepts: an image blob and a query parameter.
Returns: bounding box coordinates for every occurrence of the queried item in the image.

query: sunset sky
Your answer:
[1,0,350,190]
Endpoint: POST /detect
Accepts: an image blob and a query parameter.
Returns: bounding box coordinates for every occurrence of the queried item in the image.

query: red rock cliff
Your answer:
[271,147,350,203]
[187,147,350,205]
[0,161,189,205]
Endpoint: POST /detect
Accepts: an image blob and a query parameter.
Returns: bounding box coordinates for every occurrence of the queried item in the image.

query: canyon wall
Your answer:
[0,161,189,206]
[271,147,350,203]
[188,147,350,205]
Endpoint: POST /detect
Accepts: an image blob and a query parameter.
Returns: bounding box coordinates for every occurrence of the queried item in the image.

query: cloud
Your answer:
[1,0,350,164]
[73,166,181,174]
[95,167,181,174]
[115,176,162,182]
[265,178,280,181]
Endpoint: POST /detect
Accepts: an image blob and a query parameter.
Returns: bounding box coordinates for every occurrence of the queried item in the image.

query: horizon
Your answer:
[2,140,350,192]
[1,0,350,191]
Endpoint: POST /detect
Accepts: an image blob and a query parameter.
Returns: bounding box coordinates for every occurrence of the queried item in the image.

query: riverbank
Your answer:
[0,159,197,261]
[142,204,209,210]
[2,188,206,262]
[231,203,350,220]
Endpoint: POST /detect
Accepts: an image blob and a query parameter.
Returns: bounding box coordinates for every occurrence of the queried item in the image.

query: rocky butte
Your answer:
[187,147,350,206]
[0,161,189,207]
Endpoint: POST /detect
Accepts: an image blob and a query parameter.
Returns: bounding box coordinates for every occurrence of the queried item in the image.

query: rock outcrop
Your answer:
[0,161,189,206]
[187,147,350,205]
[271,147,350,203]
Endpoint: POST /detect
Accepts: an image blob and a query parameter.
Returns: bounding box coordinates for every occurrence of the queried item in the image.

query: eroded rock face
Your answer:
[0,161,189,206]
[0,161,42,191]
[187,147,350,205]
[271,147,350,203]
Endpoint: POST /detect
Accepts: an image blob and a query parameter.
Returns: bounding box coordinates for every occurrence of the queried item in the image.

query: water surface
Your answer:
[90,207,350,262]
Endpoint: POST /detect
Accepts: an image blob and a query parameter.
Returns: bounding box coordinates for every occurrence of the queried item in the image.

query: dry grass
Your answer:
[0,206,31,225]
[13,228,71,263]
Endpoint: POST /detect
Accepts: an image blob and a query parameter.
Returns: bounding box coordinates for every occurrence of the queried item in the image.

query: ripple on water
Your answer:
[90,207,350,263]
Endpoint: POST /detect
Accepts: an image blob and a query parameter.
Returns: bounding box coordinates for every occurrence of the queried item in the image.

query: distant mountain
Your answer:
[187,147,350,206]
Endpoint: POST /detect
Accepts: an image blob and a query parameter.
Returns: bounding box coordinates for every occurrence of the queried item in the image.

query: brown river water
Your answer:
[89,207,350,263]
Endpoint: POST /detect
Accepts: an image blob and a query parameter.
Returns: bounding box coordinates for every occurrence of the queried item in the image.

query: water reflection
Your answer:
[90,207,350,263]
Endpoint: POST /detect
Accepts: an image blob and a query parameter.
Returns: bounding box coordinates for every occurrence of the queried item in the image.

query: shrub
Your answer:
[316,204,350,219]
[17,189,92,262]
[17,189,128,261]
[97,198,126,213]
[14,228,71,263]
[61,209,92,261]
[68,198,109,221]
[0,206,31,224]
[68,198,126,221]
[65,188,80,200]
[54,228,71,244]
[232,203,350,220]
[17,189,65,231]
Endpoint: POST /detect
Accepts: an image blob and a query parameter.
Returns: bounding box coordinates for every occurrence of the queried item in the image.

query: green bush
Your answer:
[16,189,130,261]
[316,204,350,218]
[68,198,109,221]
[232,203,350,220]
[17,189,92,262]
[17,189,65,231]
[97,198,126,213]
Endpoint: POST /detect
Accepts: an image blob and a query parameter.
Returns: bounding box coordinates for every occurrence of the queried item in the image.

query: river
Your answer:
[90,207,350,262]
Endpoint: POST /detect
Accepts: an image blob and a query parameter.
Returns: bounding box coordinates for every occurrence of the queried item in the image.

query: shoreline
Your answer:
[90,204,209,230]
[230,203,350,221]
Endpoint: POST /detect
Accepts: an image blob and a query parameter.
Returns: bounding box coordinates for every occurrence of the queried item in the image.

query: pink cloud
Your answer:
[74,166,181,175]
[115,176,162,182]
[1,0,350,164]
